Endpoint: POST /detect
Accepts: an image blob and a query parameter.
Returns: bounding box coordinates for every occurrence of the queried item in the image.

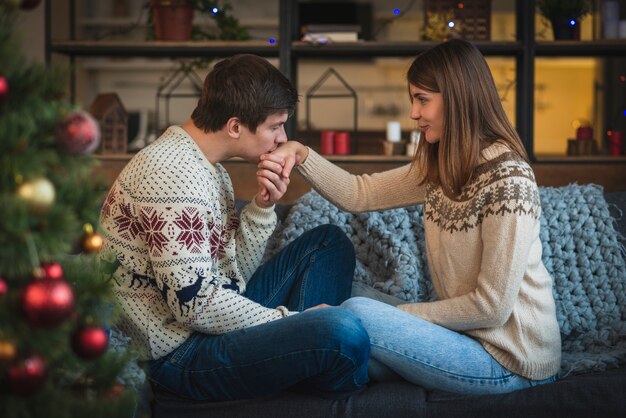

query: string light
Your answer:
[393,8,400,15]
[569,19,576,26]
[269,38,276,44]
[212,7,219,14]
[448,21,456,28]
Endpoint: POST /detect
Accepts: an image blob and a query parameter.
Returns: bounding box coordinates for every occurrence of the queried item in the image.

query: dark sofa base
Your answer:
[152,365,626,418]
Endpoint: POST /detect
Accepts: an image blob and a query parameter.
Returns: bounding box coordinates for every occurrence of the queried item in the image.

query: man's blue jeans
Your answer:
[149,225,370,401]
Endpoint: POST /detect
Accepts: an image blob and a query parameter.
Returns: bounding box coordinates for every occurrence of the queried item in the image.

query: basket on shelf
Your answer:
[423,0,491,41]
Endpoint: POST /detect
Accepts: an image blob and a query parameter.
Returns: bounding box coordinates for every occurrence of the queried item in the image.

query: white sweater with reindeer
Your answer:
[99,126,290,360]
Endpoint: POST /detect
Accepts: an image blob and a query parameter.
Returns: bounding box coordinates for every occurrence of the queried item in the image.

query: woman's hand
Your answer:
[259,141,308,179]
[256,141,308,204]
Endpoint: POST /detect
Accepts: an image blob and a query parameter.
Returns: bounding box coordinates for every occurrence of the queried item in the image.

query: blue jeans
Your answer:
[342,296,557,395]
[149,225,369,401]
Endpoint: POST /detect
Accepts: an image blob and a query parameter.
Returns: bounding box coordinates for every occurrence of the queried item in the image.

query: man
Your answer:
[99,54,369,401]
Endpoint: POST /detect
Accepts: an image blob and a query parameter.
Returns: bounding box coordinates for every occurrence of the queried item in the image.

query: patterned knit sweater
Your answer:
[99,126,291,360]
[298,142,562,380]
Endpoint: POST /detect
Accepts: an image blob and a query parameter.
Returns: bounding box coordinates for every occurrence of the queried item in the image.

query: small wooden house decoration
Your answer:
[89,92,128,154]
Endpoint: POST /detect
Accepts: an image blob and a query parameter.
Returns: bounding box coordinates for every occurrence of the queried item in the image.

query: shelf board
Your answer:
[534,155,626,163]
[292,41,523,57]
[50,40,279,58]
[536,40,626,56]
[50,40,525,59]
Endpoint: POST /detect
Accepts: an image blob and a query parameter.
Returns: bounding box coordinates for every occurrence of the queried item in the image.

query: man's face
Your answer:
[238,111,289,162]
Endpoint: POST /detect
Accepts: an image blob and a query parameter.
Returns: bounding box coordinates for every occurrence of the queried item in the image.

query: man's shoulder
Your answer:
[124,135,205,181]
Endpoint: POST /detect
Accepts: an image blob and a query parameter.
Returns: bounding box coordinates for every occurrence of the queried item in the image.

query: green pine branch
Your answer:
[0,3,137,416]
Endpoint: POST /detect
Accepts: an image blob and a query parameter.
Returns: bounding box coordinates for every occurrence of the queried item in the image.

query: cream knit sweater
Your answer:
[298,142,561,380]
[100,126,291,360]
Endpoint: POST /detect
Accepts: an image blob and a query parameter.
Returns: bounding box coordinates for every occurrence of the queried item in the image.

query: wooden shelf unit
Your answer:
[46,0,626,198]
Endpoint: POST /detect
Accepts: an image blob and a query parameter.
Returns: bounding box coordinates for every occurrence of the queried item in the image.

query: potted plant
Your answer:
[149,0,195,41]
[148,0,249,42]
[537,0,592,40]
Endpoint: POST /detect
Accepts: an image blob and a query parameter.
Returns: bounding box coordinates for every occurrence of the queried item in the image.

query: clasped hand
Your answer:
[255,141,303,206]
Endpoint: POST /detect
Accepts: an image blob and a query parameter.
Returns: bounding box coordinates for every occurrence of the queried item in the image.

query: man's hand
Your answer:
[256,141,309,205]
[304,303,332,311]
[255,164,289,208]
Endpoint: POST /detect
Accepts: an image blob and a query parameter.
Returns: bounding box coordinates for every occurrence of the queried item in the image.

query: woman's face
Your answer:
[409,83,444,144]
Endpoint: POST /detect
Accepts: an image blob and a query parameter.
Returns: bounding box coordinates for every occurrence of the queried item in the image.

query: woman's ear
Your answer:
[226,117,241,138]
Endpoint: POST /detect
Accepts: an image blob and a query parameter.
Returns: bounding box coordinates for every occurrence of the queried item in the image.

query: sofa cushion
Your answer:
[605,191,626,238]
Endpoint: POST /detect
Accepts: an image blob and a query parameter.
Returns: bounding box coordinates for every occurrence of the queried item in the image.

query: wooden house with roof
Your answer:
[89,92,128,154]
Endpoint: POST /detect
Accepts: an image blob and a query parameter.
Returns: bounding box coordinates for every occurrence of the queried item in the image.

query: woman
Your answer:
[257,39,561,395]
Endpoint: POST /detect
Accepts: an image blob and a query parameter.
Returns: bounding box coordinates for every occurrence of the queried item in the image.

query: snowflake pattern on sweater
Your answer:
[424,152,541,233]
[99,126,284,360]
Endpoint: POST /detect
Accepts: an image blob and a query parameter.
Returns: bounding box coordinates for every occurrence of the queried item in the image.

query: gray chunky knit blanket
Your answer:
[265,184,626,377]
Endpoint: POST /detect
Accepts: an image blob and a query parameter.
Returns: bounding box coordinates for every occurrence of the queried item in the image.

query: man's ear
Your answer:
[226,117,241,139]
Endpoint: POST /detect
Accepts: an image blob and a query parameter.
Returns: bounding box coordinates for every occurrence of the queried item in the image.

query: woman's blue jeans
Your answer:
[342,296,557,396]
[149,225,370,401]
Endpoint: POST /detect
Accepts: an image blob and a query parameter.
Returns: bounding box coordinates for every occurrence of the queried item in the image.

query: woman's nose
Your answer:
[410,104,420,120]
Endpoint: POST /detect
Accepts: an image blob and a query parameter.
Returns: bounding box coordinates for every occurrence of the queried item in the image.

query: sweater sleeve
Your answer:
[297,148,426,212]
[398,185,540,331]
[234,197,277,281]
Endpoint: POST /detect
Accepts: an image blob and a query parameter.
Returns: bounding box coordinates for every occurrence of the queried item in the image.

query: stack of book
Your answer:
[300,24,361,43]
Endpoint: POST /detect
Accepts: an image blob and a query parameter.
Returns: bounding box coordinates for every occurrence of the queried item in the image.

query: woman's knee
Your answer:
[341,296,378,315]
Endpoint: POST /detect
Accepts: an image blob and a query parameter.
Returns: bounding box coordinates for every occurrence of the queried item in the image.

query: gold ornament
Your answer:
[80,223,103,254]
[0,339,17,362]
[16,177,55,213]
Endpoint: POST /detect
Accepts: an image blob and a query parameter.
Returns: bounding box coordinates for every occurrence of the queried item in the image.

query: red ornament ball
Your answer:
[7,354,47,396]
[40,262,63,280]
[21,278,75,328]
[55,111,101,155]
[71,326,109,360]
[20,0,42,10]
[0,76,7,102]
[0,276,7,296]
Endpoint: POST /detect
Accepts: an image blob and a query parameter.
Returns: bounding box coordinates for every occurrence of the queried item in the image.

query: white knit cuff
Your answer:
[276,305,290,318]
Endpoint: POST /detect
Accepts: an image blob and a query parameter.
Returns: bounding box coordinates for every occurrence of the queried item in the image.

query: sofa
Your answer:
[146,185,626,418]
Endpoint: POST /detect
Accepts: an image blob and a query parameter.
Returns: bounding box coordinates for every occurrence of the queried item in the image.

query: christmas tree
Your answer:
[0,1,136,416]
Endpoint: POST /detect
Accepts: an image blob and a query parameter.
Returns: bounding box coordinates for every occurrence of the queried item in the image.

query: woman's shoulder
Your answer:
[477,142,533,180]
[460,143,538,202]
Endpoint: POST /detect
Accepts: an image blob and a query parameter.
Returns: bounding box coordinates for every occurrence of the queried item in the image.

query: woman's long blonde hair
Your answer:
[408,39,528,197]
